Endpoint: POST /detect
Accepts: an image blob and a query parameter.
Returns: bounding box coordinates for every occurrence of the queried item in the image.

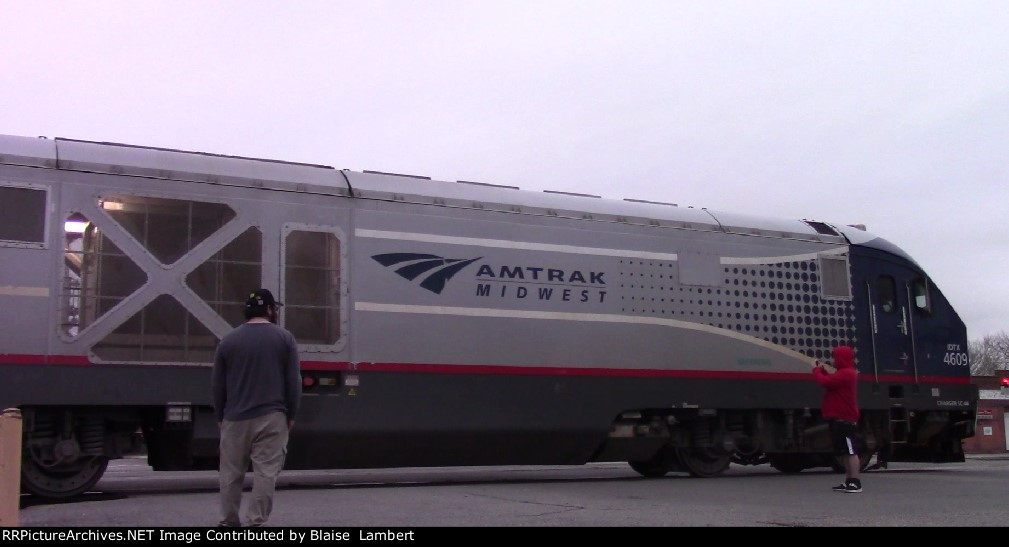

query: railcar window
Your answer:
[61,212,148,337]
[100,195,235,265]
[912,278,931,314]
[284,230,341,345]
[92,294,219,363]
[186,227,263,327]
[0,184,47,246]
[877,276,896,313]
[818,256,851,299]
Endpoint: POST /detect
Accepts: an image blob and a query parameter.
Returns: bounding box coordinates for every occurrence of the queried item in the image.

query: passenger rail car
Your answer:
[0,135,977,498]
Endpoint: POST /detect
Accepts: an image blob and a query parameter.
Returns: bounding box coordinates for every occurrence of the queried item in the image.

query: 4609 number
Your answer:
[943,352,969,366]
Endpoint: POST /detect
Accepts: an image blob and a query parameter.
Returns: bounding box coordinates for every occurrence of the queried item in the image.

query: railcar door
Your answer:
[871,272,915,375]
[851,249,925,380]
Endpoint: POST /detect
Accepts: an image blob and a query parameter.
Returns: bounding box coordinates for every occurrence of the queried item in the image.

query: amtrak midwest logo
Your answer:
[371,253,608,303]
[371,253,482,294]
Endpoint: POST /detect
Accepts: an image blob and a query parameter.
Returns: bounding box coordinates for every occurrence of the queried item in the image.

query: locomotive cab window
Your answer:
[0,183,48,247]
[877,276,897,313]
[912,277,931,315]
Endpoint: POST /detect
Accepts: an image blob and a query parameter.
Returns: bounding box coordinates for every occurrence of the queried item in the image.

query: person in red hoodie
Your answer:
[813,345,862,493]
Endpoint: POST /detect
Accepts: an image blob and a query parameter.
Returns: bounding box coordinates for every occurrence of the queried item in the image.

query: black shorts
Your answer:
[829,419,858,456]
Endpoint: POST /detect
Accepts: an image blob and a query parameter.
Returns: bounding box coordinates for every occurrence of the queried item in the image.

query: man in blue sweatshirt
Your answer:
[212,289,301,527]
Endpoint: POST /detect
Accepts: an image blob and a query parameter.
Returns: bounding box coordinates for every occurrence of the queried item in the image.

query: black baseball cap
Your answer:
[245,289,283,309]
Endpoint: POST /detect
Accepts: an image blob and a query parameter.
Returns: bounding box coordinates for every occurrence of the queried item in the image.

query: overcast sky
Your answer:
[2,1,1006,339]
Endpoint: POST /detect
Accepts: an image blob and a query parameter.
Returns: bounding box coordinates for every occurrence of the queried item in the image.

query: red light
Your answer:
[302,376,315,388]
[1001,377,1009,388]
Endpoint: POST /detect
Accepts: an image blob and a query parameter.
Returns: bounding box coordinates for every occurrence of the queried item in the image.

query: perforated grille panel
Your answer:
[618,256,856,360]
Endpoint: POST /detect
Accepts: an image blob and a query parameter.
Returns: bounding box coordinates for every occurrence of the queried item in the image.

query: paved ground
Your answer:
[16,454,1009,527]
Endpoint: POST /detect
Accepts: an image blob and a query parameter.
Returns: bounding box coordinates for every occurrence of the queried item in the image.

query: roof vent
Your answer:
[543,190,601,198]
[803,220,840,236]
[457,180,519,190]
[363,170,430,180]
[624,198,678,207]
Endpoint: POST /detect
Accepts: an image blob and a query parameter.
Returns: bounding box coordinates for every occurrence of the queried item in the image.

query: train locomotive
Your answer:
[0,135,977,499]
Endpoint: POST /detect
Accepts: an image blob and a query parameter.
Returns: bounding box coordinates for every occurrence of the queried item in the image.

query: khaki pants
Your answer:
[218,411,289,527]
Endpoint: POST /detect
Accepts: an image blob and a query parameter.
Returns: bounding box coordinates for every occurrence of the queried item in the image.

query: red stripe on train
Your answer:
[2,354,972,384]
[345,362,971,384]
[355,361,808,380]
[2,354,91,365]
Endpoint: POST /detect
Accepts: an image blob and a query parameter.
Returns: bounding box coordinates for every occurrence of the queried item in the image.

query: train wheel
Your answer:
[21,454,109,499]
[731,440,767,466]
[768,453,808,474]
[628,446,677,478]
[731,451,768,466]
[676,448,731,478]
[831,450,875,473]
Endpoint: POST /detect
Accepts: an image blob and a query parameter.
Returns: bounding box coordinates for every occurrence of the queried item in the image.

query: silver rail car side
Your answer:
[0,135,976,498]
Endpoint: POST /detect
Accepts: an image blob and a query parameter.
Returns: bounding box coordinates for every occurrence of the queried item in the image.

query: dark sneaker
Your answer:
[844,481,862,493]
[831,483,848,492]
